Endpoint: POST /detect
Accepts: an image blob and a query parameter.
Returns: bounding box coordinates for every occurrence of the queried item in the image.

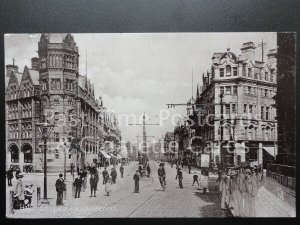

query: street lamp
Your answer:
[219,93,224,169]
[36,120,54,205]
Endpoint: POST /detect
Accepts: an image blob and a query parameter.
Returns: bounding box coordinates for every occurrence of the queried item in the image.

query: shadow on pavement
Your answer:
[193,191,232,218]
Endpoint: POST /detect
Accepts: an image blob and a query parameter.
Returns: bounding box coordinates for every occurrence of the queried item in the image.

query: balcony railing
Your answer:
[266,163,296,190]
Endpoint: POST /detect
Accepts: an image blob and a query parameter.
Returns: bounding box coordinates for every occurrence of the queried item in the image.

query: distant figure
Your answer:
[90,173,98,197]
[105,175,112,196]
[102,167,108,184]
[111,168,117,184]
[188,164,192,174]
[138,165,143,177]
[55,174,66,206]
[146,164,151,177]
[244,169,258,217]
[74,174,82,198]
[77,164,80,174]
[6,168,13,186]
[120,165,124,178]
[192,173,199,186]
[133,170,140,193]
[178,168,183,188]
[13,173,25,209]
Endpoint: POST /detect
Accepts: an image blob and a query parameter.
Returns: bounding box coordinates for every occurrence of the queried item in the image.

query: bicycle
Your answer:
[159,176,166,191]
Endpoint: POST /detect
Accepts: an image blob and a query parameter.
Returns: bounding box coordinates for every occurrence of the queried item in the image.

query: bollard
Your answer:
[9,190,14,214]
[36,186,41,207]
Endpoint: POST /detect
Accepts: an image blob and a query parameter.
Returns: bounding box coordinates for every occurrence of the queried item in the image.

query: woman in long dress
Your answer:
[105,175,112,196]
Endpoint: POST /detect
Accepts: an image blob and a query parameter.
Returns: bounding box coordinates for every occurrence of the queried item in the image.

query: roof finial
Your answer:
[13,58,15,65]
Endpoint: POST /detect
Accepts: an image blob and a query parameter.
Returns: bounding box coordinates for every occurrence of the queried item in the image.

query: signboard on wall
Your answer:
[201,154,210,168]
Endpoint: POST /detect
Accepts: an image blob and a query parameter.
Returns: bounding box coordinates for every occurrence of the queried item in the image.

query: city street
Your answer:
[7,161,229,218]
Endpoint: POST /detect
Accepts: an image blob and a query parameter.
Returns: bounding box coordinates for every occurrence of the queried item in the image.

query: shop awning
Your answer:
[99,150,111,159]
[263,147,277,157]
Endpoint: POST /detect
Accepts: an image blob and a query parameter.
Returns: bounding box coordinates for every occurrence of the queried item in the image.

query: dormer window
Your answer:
[220,68,224,77]
[226,65,231,76]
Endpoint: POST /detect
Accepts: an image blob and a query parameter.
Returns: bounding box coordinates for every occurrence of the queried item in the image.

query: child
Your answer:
[24,184,34,208]
[192,172,199,186]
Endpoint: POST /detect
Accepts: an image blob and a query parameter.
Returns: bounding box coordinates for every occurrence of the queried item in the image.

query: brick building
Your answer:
[5,33,121,172]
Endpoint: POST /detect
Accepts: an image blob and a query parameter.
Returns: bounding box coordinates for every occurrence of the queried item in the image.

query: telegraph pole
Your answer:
[257,38,267,63]
[129,112,159,168]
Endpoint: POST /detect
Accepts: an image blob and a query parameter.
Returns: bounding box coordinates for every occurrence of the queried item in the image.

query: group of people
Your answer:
[10,172,35,209]
[217,165,263,217]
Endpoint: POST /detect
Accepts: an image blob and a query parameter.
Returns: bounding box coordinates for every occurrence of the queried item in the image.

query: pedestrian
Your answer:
[120,165,124,178]
[188,164,192,174]
[24,184,34,208]
[102,167,108,184]
[244,169,258,217]
[219,172,228,210]
[146,164,151,177]
[133,170,140,193]
[192,172,199,186]
[90,173,97,197]
[178,168,183,188]
[238,167,247,217]
[15,168,21,181]
[13,173,25,209]
[111,167,117,184]
[70,163,74,176]
[77,164,80,174]
[175,165,180,180]
[82,169,88,192]
[138,165,143,177]
[104,175,112,196]
[6,168,13,186]
[55,173,66,206]
[229,170,242,217]
[201,169,209,194]
[74,174,82,198]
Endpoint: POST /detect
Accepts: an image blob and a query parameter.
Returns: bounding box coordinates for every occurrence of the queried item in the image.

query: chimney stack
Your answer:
[6,61,18,77]
[240,42,256,61]
[31,57,40,70]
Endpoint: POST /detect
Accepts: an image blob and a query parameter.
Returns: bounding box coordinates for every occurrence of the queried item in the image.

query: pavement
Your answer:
[7,161,229,218]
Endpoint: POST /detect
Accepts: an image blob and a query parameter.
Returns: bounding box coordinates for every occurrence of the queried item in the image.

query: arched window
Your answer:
[10,145,19,163]
[226,65,231,76]
[23,144,33,163]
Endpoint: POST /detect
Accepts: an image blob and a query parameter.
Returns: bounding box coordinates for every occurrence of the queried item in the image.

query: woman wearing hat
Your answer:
[229,170,242,216]
[244,169,258,217]
[14,173,25,209]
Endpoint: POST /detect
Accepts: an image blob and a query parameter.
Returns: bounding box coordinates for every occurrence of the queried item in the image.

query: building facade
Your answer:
[6,33,121,172]
[191,42,277,169]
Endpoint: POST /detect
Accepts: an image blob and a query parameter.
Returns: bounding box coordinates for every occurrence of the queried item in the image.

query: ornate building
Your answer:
[6,33,121,172]
[191,42,277,168]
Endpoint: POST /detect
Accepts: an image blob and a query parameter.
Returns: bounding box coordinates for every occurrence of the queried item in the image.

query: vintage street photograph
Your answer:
[5,33,296,218]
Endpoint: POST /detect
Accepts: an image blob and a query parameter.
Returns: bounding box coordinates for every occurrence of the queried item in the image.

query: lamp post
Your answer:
[219,93,224,169]
[37,120,54,205]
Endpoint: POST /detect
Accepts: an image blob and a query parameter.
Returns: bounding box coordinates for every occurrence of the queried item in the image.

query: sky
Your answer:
[5,32,276,143]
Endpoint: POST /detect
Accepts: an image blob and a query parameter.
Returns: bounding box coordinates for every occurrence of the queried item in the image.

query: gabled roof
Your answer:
[15,72,23,86]
[28,69,39,85]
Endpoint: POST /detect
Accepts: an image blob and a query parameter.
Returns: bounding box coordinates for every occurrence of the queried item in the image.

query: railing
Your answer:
[267,163,296,190]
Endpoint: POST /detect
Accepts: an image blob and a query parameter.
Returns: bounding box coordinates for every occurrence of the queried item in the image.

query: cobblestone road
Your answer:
[7,161,228,218]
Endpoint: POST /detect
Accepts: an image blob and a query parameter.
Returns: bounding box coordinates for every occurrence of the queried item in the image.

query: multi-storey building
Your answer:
[192,42,277,169]
[5,33,121,172]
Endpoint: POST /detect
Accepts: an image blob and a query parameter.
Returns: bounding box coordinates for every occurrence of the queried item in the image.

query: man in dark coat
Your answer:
[111,168,117,184]
[74,174,82,198]
[188,164,192,174]
[138,165,143,177]
[133,170,140,193]
[90,173,97,197]
[6,169,13,186]
[146,164,151,177]
[120,165,124,178]
[55,174,66,206]
[178,168,183,188]
[102,167,108,184]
